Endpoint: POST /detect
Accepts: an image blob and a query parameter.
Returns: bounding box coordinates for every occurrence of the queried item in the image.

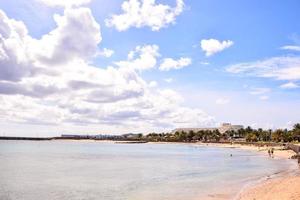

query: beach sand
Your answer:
[238,175,300,200]
[199,143,300,200]
[199,142,296,159]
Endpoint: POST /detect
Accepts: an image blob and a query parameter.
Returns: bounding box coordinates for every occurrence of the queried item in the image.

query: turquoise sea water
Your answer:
[0,141,296,200]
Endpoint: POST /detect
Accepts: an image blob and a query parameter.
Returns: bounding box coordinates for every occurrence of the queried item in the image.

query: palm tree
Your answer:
[246,132,257,142]
[272,129,285,142]
[292,123,300,141]
[137,133,143,139]
[187,130,195,141]
[294,123,300,130]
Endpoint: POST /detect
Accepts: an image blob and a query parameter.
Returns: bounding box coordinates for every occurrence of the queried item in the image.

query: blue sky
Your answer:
[0,0,300,136]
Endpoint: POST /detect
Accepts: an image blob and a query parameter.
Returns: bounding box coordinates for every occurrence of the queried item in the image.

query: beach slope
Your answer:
[238,175,300,200]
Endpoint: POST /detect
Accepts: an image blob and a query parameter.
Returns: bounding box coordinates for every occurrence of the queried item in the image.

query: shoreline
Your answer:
[197,142,297,159]
[199,142,300,200]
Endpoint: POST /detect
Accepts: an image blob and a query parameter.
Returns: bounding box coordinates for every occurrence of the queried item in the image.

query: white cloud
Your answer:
[37,0,91,8]
[200,39,233,56]
[164,78,173,83]
[97,48,114,58]
[200,61,210,65]
[249,87,271,95]
[249,87,270,101]
[226,56,300,81]
[105,0,184,31]
[281,45,300,51]
[215,97,230,105]
[30,8,101,65]
[149,81,157,87]
[0,10,34,81]
[115,44,160,71]
[0,8,214,135]
[159,57,191,71]
[280,82,299,89]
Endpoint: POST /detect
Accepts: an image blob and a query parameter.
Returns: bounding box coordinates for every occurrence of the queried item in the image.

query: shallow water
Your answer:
[0,140,295,200]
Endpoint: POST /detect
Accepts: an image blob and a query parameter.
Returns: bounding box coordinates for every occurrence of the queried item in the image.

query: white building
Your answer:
[172,123,243,134]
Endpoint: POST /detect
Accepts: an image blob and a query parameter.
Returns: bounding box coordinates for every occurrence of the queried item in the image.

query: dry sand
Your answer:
[238,175,300,200]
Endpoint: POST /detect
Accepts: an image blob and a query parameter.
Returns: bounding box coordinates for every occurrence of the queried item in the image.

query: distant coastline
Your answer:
[0,136,53,141]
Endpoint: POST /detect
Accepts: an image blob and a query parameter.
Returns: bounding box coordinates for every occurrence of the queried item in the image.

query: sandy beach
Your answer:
[237,150,300,200]
[238,175,300,200]
[199,142,296,159]
[199,142,300,200]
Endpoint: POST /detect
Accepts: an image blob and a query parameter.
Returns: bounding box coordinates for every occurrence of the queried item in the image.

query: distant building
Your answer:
[122,133,141,139]
[172,123,243,134]
[218,123,244,134]
[172,127,218,134]
[60,134,124,140]
[61,134,90,139]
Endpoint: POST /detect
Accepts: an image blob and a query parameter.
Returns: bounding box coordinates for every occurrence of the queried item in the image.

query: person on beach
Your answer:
[268,149,271,157]
[271,148,274,158]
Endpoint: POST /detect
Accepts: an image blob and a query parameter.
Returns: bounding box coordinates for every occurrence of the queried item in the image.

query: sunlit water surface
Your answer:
[0,140,296,200]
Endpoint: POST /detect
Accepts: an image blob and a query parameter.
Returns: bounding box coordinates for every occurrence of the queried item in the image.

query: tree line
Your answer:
[141,123,300,143]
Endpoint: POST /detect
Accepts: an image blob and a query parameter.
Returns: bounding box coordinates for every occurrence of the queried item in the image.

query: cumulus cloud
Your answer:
[0,80,62,98]
[115,44,160,71]
[37,0,91,8]
[280,82,299,89]
[0,10,35,81]
[97,48,114,58]
[0,8,214,134]
[0,7,101,78]
[226,56,300,81]
[281,45,300,51]
[200,39,233,56]
[31,8,101,65]
[159,57,191,71]
[105,0,184,31]
[149,81,157,87]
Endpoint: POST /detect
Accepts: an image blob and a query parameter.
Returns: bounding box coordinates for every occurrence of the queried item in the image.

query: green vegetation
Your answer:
[142,123,300,143]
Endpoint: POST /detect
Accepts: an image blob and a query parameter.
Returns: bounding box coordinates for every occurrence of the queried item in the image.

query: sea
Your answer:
[0,140,297,200]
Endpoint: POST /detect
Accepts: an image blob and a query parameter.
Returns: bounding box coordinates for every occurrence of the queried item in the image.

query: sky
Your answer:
[0,0,300,136]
